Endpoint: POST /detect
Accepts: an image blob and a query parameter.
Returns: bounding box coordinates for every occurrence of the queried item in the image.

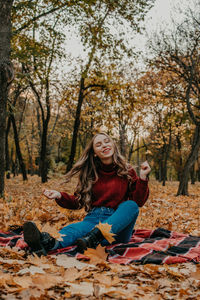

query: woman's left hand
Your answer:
[140,161,151,180]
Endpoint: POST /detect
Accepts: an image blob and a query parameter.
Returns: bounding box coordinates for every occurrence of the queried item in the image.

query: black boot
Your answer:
[75,227,104,253]
[23,221,56,256]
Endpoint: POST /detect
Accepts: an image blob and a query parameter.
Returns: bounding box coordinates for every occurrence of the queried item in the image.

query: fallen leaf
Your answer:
[55,254,95,269]
[63,267,82,282]
[191,268,200,280]
[93,273,120,287]
[0,258,25,265]
[13,276,33,288]
[18,288,44,299]
[17,266,46,275]
[31,274,63,290]
[27,253,52,269]
[84,244,108,265]
[96,222,116,244]
[68,282,94,296]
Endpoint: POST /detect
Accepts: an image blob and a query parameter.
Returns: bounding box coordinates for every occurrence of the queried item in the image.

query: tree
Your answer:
[6,84,28,180]
[0,0,69,194]
[0,0,14,197]
[23,37,64,181]
[12,3,68,182]
[135,68,193,184]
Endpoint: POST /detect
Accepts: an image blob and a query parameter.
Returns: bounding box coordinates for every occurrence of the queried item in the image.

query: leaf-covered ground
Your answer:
[0,175,200,299]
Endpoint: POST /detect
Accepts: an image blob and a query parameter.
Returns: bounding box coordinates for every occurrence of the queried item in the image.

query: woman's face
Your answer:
[93,134,114,164]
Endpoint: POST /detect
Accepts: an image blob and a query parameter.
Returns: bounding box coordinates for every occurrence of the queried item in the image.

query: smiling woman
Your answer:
[23,132,151,256]
[93,134,115,164]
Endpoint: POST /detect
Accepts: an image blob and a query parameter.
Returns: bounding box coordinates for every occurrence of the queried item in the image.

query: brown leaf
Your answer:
[63,267,81,282]
[13,276,33,288]
[165,266,184,279]
[18,266,46,275]
[31,274,63,290]
[68,282,94,296]
[93,273,120,287]
[55,254,95,269]
[191,268,200,280]
[84,244,108,265]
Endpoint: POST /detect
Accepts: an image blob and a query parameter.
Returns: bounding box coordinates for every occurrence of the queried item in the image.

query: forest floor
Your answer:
[0,174,200,299]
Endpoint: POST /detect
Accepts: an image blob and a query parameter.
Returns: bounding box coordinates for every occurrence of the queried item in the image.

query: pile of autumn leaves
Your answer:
[0,175,200,299]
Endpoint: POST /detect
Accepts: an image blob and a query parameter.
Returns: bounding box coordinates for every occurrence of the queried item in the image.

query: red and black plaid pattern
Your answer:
[107,228,200,264]
[0,227,200,264]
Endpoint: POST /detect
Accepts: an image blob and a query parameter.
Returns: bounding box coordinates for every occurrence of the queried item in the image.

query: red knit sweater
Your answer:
[56,163,149,210]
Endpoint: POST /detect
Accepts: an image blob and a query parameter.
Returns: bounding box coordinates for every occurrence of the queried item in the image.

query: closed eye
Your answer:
[104,138,110,143]
[95,142,102,147]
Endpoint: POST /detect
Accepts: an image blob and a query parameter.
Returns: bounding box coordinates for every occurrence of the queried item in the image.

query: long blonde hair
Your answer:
[66,132,132,211]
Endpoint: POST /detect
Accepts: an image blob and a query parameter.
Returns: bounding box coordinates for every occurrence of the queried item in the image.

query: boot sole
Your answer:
[75,238,88,254]
[23,222,47,256]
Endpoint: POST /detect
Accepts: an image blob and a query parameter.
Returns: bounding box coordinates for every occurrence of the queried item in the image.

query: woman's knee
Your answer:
[119,200,139,215]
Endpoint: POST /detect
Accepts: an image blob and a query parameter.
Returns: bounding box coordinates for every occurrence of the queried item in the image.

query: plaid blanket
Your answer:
[0,227,200,264]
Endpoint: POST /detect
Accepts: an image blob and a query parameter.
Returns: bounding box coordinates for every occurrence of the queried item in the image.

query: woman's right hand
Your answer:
[43,189,62,200]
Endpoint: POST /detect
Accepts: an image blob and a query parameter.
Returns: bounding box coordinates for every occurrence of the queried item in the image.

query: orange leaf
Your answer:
[84,245,108,265]
[95,222,116,244]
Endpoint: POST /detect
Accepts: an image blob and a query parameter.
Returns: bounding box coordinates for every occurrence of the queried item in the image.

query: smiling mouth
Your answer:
[103,148,111,153]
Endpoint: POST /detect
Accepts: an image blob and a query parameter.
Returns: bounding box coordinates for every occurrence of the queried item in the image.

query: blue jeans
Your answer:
[56,200,139,249]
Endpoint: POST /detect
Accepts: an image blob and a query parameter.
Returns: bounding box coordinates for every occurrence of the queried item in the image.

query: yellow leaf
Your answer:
[95,222,116,244]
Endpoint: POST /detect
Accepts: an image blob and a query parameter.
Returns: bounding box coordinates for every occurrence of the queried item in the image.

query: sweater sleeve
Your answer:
[55,192,81,210]
[128,168,149,207]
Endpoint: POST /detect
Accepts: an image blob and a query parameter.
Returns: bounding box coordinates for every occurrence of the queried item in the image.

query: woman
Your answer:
[23,132,151,256]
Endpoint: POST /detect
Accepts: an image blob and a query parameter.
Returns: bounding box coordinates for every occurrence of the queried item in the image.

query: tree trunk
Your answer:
[128,138,135,163]
[190,164,195,184]
[25,138,34,175]
[176,135,182,181]
[28,76,51,182]
[5,116,11,179]
[162,127,172,186]
[40,85,51,182]
[154,169,159,180]
[10,114,27,181]
[197,158,200,182]
[197,167,200,182]
[5,86,23,179]
[66,77,85,172]
[119,124,126,157]
[56,137,62,163]
[158,159,163,182]
[162,152,167,186]
[40,119,50,182]
[177,125,200,195]
[0,0,14,197]
[136,136,140,176]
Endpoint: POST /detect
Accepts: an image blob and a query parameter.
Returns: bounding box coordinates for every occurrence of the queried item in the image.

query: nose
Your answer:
[102,142,107,147]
